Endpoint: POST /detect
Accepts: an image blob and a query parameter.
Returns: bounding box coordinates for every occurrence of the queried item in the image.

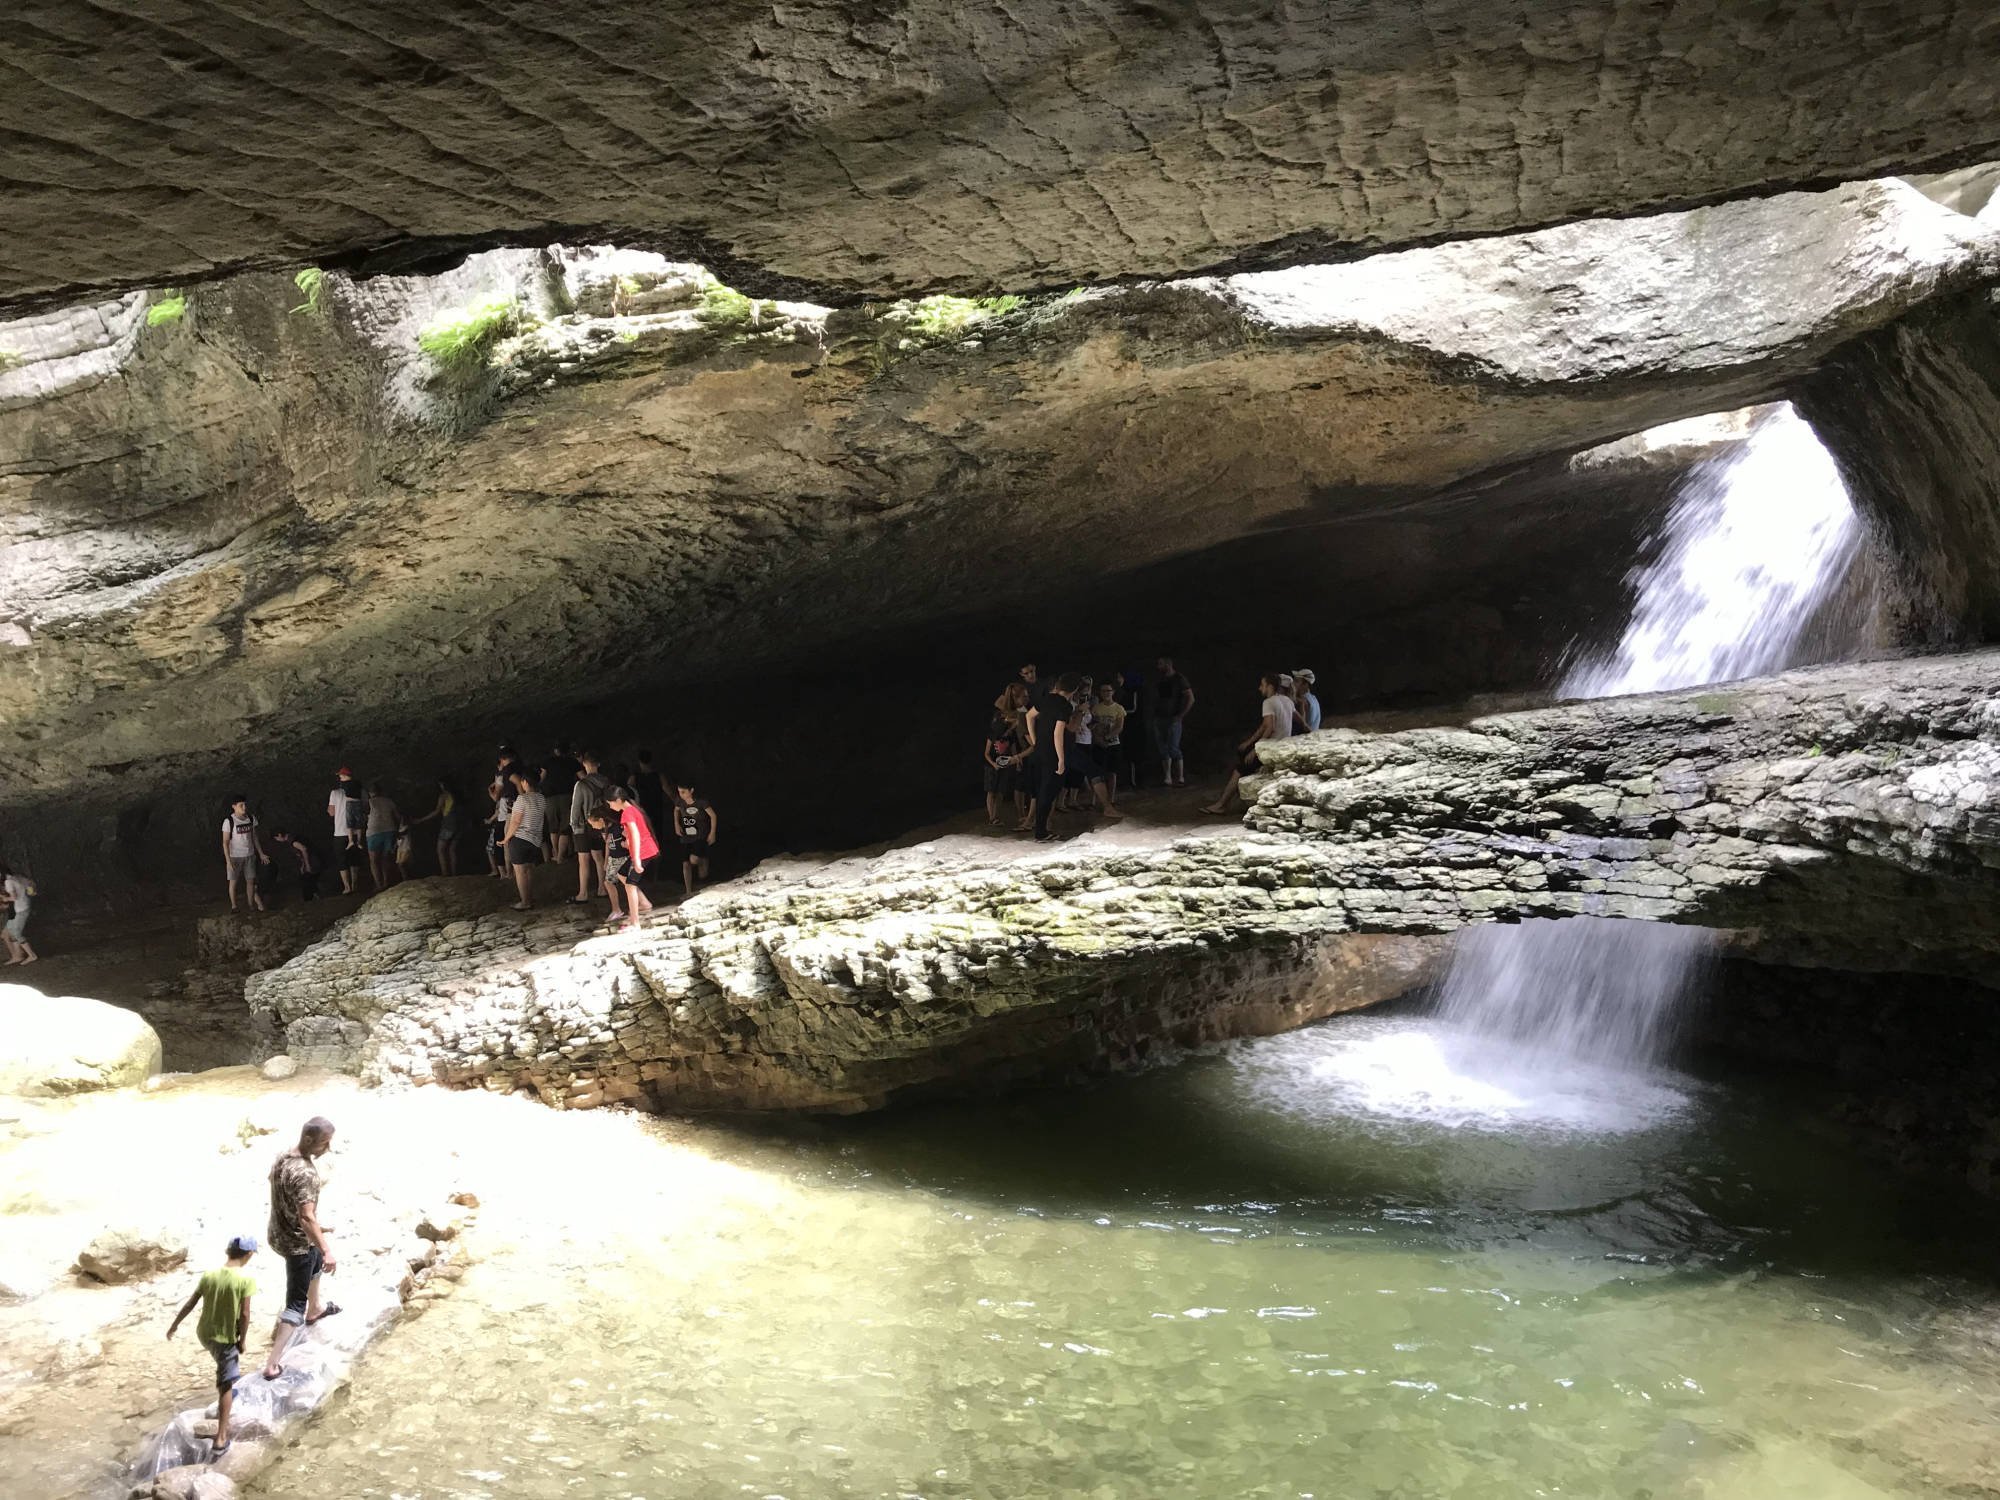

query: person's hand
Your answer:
[322,1253,338,1275]
[259,854,270,865]
[706,836,716,847]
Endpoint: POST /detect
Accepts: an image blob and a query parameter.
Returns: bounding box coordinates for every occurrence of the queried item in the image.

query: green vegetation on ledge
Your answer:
[145,293,187,327]
[418,293,520,376]
[290,268,328,317]
[907,294,1024,338]
[696,278,781,329]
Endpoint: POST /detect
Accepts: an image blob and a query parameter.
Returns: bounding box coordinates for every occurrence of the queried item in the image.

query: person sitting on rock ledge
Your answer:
[1204,672,1297,816]
[166,1233,258,1457]
[263,1118,338,1381]
[1293,668,1322,732]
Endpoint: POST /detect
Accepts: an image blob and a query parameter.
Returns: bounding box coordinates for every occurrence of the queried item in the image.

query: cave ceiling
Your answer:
[4,1,2000,315]
[0,178,1992,812]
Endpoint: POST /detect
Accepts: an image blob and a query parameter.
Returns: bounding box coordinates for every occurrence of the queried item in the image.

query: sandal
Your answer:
[307,1302,343,1325]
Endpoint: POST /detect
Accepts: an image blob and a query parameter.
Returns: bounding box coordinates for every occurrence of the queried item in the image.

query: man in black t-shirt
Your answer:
[1151,657,1195,787]
[1026,674,1081,843]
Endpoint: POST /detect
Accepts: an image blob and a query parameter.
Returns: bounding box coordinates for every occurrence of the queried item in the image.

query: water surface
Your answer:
[248,1015,2000,1500]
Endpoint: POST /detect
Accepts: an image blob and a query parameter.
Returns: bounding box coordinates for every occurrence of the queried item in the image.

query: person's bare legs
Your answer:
[627,880,654,918]
[214,1377,235,1448]
[574,848,596,900]
[605,879,625,923]
[511,860,535,910]
[226,869,242,912]
[682,857,697,897]
[1203,771,1242,815]
[263,1270,320,1379]
[1093,780,1123,819]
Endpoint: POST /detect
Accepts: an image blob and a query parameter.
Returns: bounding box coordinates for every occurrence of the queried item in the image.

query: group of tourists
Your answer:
[983,659,1322,839]
[166,1117,339,1458]
[216,747,721,925]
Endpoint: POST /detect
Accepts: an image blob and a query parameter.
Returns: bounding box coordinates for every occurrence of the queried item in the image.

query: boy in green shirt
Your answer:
[166,1234,258,1455]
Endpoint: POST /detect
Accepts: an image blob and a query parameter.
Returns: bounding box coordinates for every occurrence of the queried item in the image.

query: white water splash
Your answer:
[1306,405,1871,1133]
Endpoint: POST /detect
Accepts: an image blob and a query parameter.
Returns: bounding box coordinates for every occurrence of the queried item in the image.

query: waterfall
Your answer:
[1432,404,1870,1083]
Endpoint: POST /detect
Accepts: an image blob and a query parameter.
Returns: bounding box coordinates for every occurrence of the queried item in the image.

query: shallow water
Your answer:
[249,1017,2000,1500]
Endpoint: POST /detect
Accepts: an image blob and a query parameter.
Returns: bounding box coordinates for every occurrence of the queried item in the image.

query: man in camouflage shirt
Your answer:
[261,1116,339,1380]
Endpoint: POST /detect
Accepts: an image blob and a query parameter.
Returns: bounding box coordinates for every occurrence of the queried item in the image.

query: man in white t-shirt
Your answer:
[221,795,272,912]
[1204,673,1297,815]
[326,769,364,895]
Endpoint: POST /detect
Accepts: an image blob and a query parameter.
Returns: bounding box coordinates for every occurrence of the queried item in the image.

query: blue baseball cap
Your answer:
[227,1234,259,1256]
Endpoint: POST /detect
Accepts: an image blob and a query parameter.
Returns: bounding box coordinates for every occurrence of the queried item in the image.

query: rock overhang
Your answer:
[5,2,2000,315]
[1,178,1989,832]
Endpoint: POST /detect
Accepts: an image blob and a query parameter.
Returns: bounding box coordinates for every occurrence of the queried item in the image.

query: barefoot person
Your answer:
[0,864,37,965]
[364,782,401,891]
[1204,672,1297,815]
[166,1234,258,1457]
[262,1118,338,1381]
[220,795,272,912]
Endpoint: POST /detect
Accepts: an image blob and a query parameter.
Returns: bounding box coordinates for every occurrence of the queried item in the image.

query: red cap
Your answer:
[336,766,353,778]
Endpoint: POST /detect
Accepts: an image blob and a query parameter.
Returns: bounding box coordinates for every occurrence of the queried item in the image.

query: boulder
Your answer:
[0,988,162,1096]
[75,1226,188,1285]
[241,649,2000,1114]
[259,1055,299,1082]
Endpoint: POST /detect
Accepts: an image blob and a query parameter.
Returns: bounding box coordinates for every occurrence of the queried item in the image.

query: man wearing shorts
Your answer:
[1204,672,1296,815]
[262,1117,338,1380]
[220,795,271,912]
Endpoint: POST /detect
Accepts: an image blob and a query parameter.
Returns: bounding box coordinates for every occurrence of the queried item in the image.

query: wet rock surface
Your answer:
[247,650,2000,1113]
[3,3,2000,312]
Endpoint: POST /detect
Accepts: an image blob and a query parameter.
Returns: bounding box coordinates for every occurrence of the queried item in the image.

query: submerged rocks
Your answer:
[0,987,162,1096]
[246,650,2000,1114]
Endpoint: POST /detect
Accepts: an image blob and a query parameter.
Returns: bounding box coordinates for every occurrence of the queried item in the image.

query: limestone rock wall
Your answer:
[0,181,1986,883]
[4,3,2000,312]
[245,650,2000,1114]
[1799,289,2000,643]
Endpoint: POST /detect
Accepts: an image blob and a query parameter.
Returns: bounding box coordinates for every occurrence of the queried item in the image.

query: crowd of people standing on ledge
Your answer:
[212,746,720,925]
[984,658,1321,841]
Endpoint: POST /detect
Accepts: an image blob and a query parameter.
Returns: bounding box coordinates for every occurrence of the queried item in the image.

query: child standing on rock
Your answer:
[671,781,718,897]
[166,1234,258,1457]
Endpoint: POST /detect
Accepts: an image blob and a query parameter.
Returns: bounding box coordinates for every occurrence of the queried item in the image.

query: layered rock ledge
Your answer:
[246,649,2000,1114]
[5,2,2000,313]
